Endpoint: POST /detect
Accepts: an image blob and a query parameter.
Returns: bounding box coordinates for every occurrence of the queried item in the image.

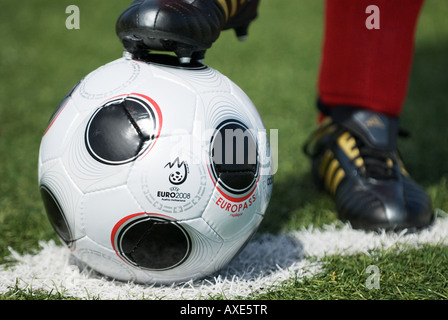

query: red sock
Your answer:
[318,0,424,117]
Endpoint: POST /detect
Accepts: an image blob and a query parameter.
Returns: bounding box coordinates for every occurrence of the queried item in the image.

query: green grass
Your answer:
[1,0,448,300]
[253,245,448,300]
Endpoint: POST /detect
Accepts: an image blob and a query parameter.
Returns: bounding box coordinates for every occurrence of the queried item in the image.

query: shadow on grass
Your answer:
[259,170,337,235]
[400,40,448,186]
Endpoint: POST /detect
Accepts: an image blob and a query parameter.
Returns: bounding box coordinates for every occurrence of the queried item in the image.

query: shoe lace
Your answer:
[356,138,396,180]
[355,128,409,180]
[303,122,408,181]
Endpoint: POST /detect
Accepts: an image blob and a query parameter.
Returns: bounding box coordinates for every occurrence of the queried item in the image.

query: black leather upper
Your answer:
[115,0,260,60]
[116,0,226,53]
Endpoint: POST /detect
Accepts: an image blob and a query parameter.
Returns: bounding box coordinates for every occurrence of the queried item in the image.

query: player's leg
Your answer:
[304,0,433,231]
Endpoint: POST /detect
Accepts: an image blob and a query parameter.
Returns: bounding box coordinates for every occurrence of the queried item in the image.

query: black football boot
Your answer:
[304,105,434,232]
[116,0,260,63]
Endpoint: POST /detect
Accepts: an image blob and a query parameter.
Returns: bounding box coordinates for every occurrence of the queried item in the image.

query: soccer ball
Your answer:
[38,55,273,284]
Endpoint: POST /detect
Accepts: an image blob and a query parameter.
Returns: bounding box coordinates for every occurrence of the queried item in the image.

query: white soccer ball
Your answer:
[38,55,273,284]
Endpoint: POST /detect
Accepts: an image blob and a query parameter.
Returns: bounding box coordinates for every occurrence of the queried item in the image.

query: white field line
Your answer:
[1,209,447,300]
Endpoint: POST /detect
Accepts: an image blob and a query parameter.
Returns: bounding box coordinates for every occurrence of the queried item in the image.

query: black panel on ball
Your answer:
[118,217,191,271]
[40,186,74,248]
[210,120,259,194]
[86,99,154,165]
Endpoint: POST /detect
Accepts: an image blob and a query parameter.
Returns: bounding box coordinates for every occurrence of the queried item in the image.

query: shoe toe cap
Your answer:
[336,178,433,232]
